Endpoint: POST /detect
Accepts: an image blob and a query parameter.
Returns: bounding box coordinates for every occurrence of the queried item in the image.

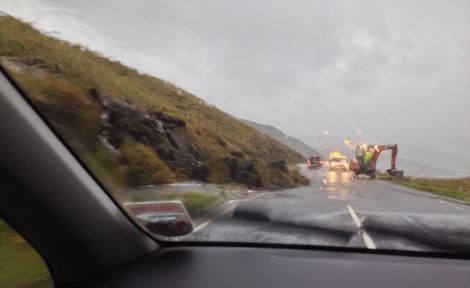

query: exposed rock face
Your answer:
[88,89,203,178]
[268,160,288,173]
[0,57,61,78]
[219,157,263,188]
[86,90,309,188]
[28,84,308,188]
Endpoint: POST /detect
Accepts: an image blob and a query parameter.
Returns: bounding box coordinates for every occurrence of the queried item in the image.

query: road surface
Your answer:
[185,165,470,252]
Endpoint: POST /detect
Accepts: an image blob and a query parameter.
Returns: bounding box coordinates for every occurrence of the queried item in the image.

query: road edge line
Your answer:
[438,200,465,211]
[192,203,237,233]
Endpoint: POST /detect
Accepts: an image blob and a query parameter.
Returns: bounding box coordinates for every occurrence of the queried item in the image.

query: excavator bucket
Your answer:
[387,168,404,177]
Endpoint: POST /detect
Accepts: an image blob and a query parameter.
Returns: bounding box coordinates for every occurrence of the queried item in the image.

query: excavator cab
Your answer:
[351,145,376,177]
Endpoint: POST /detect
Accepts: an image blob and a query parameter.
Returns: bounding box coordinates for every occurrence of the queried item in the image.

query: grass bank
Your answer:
[378,173,470,202]
[0,219,52,288]
[0,15,307,190]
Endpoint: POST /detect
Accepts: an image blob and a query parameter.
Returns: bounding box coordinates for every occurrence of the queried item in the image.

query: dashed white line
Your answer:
[347,205,377,250]
[438,200,465,211]
[192,204,237,233]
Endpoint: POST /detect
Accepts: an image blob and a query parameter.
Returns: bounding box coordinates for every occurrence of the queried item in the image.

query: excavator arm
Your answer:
[371,144,397,168]
[372,144,403,176]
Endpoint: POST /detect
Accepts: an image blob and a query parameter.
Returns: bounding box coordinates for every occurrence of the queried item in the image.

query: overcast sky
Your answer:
[1,0,470,171]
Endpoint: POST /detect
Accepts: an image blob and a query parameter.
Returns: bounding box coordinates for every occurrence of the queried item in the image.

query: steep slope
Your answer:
[240,119,321,158]
[0,16,308,190]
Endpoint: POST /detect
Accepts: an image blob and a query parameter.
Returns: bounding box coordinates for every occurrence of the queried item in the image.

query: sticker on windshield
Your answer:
[124,201,194,237]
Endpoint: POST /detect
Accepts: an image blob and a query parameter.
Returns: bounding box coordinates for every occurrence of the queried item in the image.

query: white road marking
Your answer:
[192,204,237,233]
[361,232,376,250]
[438,200,465,211]
[347,205,377,250]
[347,205,362,227]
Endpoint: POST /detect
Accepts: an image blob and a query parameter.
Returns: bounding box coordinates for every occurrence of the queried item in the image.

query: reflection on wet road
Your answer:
[186,165,470,253]
[324,171,352,199]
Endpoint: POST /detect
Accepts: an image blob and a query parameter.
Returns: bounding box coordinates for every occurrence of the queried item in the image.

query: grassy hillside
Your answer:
[0,15,308,190]
[0,219,52,288]
[240,119,322,158]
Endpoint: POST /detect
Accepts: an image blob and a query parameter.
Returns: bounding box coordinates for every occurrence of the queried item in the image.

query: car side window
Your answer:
[0,218,52,288]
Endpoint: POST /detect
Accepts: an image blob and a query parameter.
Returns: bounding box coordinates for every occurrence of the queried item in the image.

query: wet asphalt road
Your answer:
[186,165,470,252]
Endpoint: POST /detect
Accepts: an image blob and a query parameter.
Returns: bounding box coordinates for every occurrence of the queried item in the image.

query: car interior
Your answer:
[1,2,470,287]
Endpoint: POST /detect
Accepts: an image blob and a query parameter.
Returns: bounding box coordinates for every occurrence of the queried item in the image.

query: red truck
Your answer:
[307,156,323,169]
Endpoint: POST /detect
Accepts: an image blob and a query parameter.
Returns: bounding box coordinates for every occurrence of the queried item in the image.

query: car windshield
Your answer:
[1,1,470,253]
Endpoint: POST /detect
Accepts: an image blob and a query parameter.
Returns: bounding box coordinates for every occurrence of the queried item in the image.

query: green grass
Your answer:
[0,219,52,288]
[161,192,219,215]
[378,173,470,202]
[120,139,175,186]
[131,192,219,215]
